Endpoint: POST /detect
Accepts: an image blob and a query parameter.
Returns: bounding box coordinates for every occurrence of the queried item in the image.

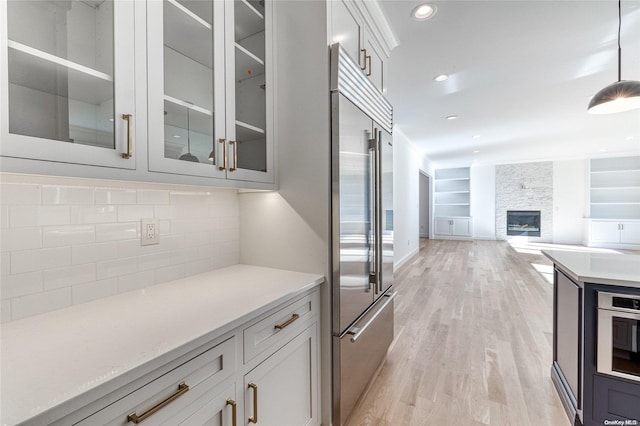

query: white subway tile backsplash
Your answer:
[1,252,9,276]
[97,257,138,280]
[154,205,177,220]
[11,288,72,320]
[72,242,118,265]
[10,206,71,227]
[95,222,138,242]
[138,252,173,272]
[1,299,11,322]
[71,205,117,224]
[44,264,96,290]
[0,183,41,205]
[11,247,71,274]
[42,186,94,205]
[137,190,170,205]
[1,227,42,252]
[1,177,239,322]
[1,206,9,228]
[117,205,154,222]
[43,225,95,247]
[1,271,43,299]
[154,264,185,284]
[72,278,118,305]
[118,270,155,293]
[95,188,137,205]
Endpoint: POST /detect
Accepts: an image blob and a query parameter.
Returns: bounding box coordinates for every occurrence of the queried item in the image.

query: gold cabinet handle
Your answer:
[218,138,227,170]
[360,48,367,70]
[127,382,189,424]
[366,55,372,76]
[121,114,133,159]
[226,399,237,426]
[274,313,300,330]
[229,140,237,172]
[248,382,258,423]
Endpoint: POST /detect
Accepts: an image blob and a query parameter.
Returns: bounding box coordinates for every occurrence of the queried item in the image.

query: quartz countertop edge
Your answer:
[0,264,325,426]
[542,249,640,288]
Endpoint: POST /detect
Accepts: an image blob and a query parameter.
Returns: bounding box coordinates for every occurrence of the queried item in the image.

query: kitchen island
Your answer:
[1,264,324,426]
[543,249,640,426]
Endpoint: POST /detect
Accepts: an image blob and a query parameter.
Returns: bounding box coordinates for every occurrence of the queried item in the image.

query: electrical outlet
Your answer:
[141,218,159,246]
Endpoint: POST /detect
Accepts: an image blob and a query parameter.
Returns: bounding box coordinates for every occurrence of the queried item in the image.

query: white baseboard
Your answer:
[472,236,497,241]
[395,247,419,270]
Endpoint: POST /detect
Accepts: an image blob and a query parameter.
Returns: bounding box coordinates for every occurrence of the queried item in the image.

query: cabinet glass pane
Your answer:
[7,0,115,148]
[235,0,266,172]
[163,0,216,166]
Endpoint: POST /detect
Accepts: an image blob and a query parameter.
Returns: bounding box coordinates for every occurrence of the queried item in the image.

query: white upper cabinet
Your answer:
[329,0,396,93]
[0,0,136,169]
[148,0,273,184]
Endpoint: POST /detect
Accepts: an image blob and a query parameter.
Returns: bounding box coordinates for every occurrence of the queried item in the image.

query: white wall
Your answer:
[470,165,496,239]
[393,130,420,269]
[553,159,587,244]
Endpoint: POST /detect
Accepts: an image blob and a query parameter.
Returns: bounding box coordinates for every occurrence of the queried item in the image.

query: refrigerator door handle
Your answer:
[375,130,383,293]
[347,291,397,343]
[369,132,378,285]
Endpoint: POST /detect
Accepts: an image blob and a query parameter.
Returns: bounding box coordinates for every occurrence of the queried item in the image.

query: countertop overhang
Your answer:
[0,264,324,426]
[542,249,640,287]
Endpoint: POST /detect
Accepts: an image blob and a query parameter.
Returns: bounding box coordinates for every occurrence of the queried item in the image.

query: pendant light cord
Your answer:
[618,0,622,81]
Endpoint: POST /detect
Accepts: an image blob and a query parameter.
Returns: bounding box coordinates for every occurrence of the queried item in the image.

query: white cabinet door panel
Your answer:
[620,221,640,245]
[452,218,471,237]
[590,221,621,243]
[434,218,451,235]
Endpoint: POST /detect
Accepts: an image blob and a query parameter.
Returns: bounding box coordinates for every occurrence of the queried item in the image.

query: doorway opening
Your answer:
[419,172,432,238]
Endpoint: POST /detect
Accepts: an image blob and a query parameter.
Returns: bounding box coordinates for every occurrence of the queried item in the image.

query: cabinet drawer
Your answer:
[75,337,236,426]
[244,290,319,363]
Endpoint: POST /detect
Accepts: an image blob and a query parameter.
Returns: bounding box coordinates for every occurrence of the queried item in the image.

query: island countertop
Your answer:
[542,249,640,288]
[0,264,324,426]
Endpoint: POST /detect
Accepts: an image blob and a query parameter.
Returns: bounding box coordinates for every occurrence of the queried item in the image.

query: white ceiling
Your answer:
[379,0,640,169]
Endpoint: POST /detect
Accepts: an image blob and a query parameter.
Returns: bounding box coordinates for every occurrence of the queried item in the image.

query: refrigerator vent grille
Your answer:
[330,44,393,133]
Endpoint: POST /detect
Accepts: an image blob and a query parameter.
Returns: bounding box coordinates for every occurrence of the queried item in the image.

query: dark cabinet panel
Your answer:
[593,374,640,423]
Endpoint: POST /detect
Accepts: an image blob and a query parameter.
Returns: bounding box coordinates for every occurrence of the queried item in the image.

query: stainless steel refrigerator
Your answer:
[330,43,396,426]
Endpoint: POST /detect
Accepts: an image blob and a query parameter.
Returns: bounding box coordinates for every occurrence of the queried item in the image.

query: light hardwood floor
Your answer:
[346,238,570,426]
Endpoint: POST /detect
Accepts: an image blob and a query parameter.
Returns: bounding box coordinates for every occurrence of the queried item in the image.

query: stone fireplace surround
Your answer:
[495,162,553,241]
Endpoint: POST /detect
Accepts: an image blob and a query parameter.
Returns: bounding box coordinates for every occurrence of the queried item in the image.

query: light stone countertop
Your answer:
[0,264,324,426]
[542,249,640,288]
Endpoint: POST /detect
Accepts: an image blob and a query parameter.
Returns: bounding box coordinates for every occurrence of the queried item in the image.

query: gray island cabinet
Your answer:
[543,250,640,426]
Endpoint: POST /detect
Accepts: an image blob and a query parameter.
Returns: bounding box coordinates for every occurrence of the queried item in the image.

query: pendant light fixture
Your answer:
[179,107,199,162]
[587,0,640,114]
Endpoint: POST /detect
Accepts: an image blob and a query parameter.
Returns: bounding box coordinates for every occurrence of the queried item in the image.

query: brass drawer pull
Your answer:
[121,113,133,159]
[248,382,258,423]
[126,382,189,424]
[226,399,237,426]
[219,138,227,170]
[229,140,237,172]
[366,55,372,76]
[360,48,367,70]
[274,313,300,330]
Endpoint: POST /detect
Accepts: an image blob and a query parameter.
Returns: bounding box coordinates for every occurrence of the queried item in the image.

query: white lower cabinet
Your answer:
[55,289,320,426]
[434,217,472,238]
[588,219,640,246]
[243,324,319,426]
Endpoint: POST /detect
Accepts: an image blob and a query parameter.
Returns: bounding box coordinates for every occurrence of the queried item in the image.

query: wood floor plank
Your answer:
[345,239,571,426]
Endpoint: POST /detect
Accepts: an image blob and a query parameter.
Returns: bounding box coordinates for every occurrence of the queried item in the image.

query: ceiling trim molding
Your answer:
[350,0,400,57]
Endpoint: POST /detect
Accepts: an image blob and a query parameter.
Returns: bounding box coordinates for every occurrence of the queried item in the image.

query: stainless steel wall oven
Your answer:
[598,292,640,381]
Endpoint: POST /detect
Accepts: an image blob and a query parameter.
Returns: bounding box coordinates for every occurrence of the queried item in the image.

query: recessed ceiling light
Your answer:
[446,115,458,120]
[599,148,607,152]
[473,150,480,153]
[412,3,437,21]
[627,136,636,140]
[434,74,449,82]
[473,135,481,139]
[173,135,181,138]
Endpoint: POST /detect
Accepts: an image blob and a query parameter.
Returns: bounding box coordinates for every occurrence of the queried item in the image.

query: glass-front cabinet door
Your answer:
[148,0,273,184]
[0,0,135,169]
[225,0,273,183]
[147,0,226,178]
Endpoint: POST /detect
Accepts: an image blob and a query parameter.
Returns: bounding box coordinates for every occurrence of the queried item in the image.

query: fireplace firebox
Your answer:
[507,210,541,237]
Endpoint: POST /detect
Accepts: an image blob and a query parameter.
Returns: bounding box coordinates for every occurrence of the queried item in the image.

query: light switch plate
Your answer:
[141,218,159,246]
